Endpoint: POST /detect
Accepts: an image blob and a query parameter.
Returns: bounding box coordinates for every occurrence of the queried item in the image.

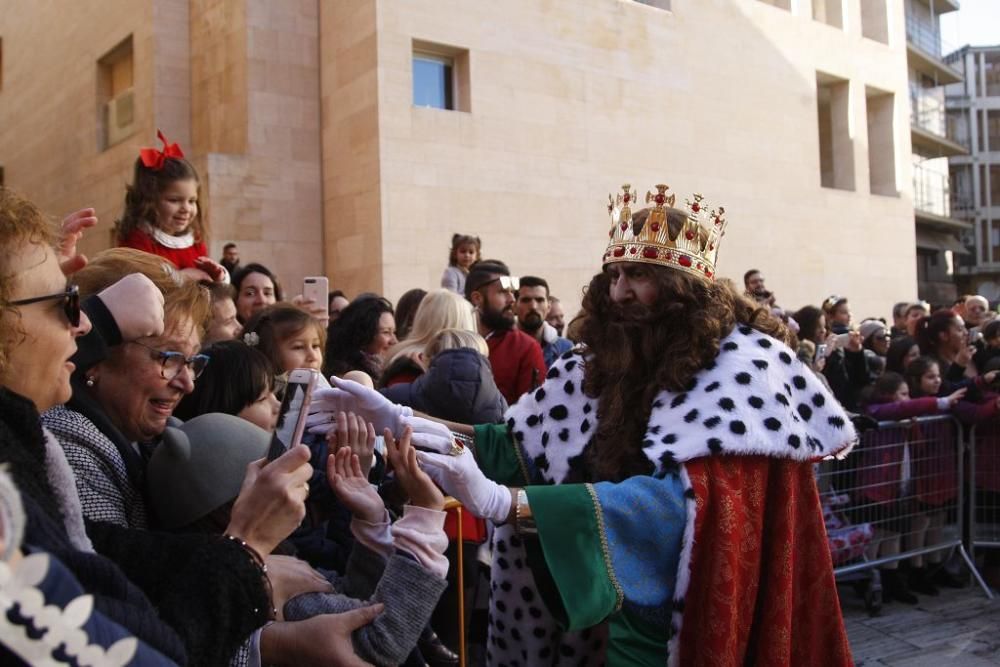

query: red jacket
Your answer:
[485,328,546,405]
[119,228,207,271]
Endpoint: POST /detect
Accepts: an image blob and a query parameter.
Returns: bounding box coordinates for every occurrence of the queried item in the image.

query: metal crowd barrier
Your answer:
[968,421,1000,593]
[816,415,993,612]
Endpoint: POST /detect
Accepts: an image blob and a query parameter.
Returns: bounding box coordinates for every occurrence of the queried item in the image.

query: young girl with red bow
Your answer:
[116,130,227,281]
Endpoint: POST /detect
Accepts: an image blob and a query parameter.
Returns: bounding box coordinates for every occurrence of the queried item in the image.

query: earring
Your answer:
[85,377,96,387]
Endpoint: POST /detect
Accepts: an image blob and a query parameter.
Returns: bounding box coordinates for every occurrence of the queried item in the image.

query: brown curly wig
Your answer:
[577,256,789,482]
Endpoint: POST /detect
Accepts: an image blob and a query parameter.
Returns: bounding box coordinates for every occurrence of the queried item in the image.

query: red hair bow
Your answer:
[139,129,185,170]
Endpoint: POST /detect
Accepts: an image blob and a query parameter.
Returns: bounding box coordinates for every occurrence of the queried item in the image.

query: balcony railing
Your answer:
[913,162,953,218]
[911,92,947,135]
[905,15,956,59]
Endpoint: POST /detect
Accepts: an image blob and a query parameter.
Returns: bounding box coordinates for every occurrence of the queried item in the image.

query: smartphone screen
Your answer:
[268,371,317,461]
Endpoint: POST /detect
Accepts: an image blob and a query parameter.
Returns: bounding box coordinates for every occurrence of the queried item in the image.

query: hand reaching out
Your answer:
[193,256,229,283]
[328,447,385,524]
[386,426,444,511]
[326,412,376,478]
[59,208,98,275]
[945,387,967,407]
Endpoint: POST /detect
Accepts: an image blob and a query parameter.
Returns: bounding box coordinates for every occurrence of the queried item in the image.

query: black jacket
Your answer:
[381,348,508,424]
[0,387,188,663]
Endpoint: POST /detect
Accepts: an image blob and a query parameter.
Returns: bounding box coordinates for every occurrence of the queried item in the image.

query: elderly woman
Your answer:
[0,192,335,663]
[0,193,183,663]
[33,246,378,664]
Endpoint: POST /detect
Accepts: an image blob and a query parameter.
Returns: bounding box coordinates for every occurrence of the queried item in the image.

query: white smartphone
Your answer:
[303,276,329,310]
[268,368,319,461]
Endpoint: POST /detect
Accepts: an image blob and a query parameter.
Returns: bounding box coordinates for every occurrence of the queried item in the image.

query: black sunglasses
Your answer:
[9,284,81,327]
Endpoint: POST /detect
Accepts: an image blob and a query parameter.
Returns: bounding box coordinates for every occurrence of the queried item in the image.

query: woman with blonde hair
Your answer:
[381,289,476,387]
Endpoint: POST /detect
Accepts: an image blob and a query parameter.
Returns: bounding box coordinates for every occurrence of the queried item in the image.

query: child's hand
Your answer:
[194,256,228,282]
[328,448,385,523]
[326,412,376,478]
[946,387,967,406]
[385,426,444,511]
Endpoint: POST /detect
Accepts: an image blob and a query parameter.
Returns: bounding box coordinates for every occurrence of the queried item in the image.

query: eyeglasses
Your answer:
[128,340,210,381]
[473,275,520,293]
[9,284,81,327]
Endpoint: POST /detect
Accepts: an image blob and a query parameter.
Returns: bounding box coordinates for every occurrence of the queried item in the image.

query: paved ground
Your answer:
[843,580,1000,665]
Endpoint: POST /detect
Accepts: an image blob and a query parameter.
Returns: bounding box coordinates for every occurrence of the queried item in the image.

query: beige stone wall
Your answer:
[1,0,918,323]
[192,0,324,293]
[0,0,188,257]
[318,0,384,298]
[371,0,917,321]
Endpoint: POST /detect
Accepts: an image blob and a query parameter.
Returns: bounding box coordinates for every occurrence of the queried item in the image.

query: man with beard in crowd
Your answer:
[466,260,546,404]
[516,275,573,367]
[315,184,856,665]
[546,295,566,337]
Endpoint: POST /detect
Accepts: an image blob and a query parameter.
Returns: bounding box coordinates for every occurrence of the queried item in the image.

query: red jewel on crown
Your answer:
[643,247,658,259]
[655,193,665,205]
[691,202,700,212]
[685,230,695,240]
[629,247,637,254]
[650,222,660,232]
[613,247,626,257]
[620,223,628,231]
[678,255,692,267]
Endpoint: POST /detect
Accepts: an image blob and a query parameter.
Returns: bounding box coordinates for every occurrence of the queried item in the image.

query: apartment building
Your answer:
[904,0,969,304]
[0,0,916,318]
[946,45,1000,301]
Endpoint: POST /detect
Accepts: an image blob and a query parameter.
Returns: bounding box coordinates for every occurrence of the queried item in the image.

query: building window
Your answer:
[413,54,453,110]
[97,36,135,150]
[860,0,889,44]
[988,109,1000,152]
[412,41,470,112]
[985,51,1000,97]
[990,165,1000,209]
[865,87,896,196]
[817,72,855,191]
[812,0,844,29]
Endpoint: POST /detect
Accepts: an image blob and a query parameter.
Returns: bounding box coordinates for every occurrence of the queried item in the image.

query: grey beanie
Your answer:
[148,413,271,529]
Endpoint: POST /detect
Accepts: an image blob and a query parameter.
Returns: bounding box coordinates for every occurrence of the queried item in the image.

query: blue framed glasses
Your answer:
[128,340,209,381]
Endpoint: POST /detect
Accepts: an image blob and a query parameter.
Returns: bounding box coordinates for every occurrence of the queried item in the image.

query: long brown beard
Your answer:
[576,269,787,482]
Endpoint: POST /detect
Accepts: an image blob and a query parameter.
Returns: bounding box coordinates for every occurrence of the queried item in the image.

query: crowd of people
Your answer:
[0,133,987,666]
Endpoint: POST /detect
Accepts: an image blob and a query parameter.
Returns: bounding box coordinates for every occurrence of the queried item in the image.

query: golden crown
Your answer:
[602,183,727,281]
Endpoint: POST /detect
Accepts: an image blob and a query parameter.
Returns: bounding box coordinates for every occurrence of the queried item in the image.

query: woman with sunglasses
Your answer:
[0,190,189,662]
[35,246,377,664]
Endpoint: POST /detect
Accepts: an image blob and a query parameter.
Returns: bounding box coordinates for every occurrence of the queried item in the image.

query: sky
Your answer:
[940,0,1000,52]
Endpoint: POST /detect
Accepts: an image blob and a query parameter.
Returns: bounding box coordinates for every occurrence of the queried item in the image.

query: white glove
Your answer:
[306,376,412,436]
[416,450,511,523]
[401,415,456,455]
[97,273,165,342]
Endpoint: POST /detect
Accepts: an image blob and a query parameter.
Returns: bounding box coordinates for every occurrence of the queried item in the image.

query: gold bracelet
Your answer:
[515,488,537,535]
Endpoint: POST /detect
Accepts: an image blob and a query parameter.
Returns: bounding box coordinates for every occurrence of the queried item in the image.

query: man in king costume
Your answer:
[309,183,856,666]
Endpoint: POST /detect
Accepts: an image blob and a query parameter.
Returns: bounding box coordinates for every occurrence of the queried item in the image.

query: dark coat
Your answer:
[0,387,187,663]
[381,348,508,424]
